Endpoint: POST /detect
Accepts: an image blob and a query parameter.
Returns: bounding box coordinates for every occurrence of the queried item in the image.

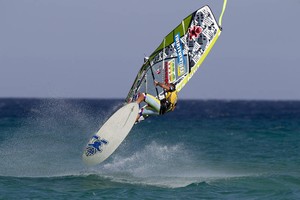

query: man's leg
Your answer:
[136,93,146,104]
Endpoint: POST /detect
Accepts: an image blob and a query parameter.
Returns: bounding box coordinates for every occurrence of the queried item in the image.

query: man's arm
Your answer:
[154,81,170,91]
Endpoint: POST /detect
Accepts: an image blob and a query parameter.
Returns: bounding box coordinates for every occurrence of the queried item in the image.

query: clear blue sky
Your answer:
[1,0,299,100]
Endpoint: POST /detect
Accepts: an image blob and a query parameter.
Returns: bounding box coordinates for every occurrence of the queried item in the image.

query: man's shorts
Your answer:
[140,93,161,116]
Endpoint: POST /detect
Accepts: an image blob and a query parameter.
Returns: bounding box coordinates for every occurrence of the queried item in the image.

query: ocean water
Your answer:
[0,98,300,199]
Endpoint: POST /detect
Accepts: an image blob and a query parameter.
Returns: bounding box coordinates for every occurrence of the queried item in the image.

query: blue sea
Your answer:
[0,98,300,199]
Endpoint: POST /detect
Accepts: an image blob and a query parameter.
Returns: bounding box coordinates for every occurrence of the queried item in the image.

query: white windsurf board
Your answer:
[82,102,139,165]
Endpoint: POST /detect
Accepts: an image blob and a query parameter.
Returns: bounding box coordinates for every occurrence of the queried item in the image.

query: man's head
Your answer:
[168,83,176,92]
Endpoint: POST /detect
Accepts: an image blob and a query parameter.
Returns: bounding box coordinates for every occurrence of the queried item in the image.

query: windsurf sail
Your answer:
[126,1,227,103]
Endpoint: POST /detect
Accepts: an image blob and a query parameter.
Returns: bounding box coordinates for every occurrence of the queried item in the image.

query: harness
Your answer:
[159,98,170,115]
[159,86,177,115]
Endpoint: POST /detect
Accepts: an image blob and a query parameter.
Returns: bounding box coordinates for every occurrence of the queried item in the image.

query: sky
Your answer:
[1,0,299,100]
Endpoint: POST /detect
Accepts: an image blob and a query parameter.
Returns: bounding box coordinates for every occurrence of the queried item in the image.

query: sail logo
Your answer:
[165,59,176,83]
[174,33,186,77]
[85,135,108,156]
[188,25,202,40]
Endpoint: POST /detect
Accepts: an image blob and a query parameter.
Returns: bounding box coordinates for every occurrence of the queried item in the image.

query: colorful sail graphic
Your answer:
[126,2,227,102]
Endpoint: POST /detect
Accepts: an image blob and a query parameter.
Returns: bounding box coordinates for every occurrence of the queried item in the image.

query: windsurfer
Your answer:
[135,81,177,122]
